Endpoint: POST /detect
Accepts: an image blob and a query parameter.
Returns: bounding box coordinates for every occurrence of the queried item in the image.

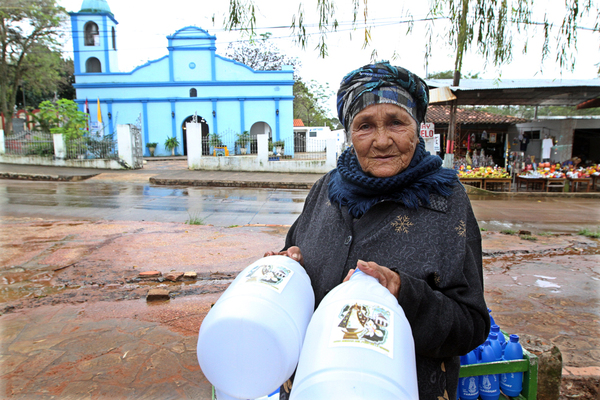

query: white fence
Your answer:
[186,122,338,173]
[0,125,143,169]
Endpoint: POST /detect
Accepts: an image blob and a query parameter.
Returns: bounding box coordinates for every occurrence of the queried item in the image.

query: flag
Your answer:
[97,98,102,124]
[85,98,90,131]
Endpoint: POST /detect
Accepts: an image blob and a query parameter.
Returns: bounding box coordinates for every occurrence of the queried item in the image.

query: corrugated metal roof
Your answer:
[425,79,600,107]
[427,78,600,90]
[427,105,529,125]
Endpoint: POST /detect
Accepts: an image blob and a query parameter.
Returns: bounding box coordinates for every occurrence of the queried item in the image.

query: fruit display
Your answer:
[458,166,510,179]
[518,163,599,179]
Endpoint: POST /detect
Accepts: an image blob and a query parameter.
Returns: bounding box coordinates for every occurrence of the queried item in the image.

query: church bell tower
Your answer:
[69,0,119,75]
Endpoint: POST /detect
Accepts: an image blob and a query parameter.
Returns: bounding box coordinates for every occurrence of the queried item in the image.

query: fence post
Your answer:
[257,133,268,165]
[116,124,134,168]
[326,138,337,169]
[186,122,202,169]
[53,134,66,159]
[0,130,4,154]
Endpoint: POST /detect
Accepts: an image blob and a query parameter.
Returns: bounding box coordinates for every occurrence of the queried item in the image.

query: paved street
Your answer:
[1,160,599,399]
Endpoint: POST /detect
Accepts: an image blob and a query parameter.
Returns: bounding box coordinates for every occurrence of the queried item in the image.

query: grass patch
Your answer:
[520,235,537,241]
[501,229,517,235]
[185,212,205,225]
[480,227,487,232]
[537,231,554,236]
[578,228,600,239]
[227,225,240,228]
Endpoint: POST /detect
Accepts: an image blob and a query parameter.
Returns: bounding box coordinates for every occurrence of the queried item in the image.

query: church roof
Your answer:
[80,0,112,15]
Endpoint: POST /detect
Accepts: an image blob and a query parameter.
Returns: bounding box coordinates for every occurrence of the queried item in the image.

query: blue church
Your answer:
[69,0,294,156]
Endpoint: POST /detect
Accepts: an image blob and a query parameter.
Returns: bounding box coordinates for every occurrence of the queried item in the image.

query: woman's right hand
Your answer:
[264,246,304,266]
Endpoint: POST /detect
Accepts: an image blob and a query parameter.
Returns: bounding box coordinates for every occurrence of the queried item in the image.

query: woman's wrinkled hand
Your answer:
[263,246,304,266]
[343,259,401,297]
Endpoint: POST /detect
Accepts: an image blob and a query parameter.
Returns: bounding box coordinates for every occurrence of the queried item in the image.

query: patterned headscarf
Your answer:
[336,62,429,132]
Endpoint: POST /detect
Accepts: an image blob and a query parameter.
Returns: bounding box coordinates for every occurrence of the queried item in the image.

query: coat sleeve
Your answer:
[396,204,490,359]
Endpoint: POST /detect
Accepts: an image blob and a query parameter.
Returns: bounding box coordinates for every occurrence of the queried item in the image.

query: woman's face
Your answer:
[350,103,419,178]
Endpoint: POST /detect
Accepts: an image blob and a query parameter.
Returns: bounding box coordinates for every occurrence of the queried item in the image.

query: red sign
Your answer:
[420,123,435,138]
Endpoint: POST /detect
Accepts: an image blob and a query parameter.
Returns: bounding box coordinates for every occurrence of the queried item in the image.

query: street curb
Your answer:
[0,172,98,182]
[149,177,315,190]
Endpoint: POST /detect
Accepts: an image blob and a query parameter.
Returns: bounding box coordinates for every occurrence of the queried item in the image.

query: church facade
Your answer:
[69,0,294,156]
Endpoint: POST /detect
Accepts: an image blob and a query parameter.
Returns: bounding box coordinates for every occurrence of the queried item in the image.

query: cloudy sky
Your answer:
[58,0,599,115]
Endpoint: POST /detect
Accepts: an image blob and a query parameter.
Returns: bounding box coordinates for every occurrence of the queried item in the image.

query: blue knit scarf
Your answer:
[328,138,458,218]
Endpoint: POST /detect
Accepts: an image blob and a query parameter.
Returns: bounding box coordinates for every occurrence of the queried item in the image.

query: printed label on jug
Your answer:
[329,300,394,358]
[244,264,294,293]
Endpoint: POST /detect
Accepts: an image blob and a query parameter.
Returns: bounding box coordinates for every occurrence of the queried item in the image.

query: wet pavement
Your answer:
[1,159,599,399]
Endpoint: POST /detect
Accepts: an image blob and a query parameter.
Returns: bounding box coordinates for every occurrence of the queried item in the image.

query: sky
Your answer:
[58,0,599,116]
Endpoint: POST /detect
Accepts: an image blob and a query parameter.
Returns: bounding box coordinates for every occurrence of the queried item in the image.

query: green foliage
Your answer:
[427,70,480,79]
[35,99,88,140]
[537,231,555,236]
[519,234,537,241]
[500,229,517,235]
[0,0,67,134]
[164,136,180,151]
[578,228,600,239]
[273,140,285,148]
[209,133,223,147]
[475,105,600,118]
[224,1,599,77]
[236,131,250,146]
[294,78,334,128]
[146,142,158,148]
[185,212,205,225]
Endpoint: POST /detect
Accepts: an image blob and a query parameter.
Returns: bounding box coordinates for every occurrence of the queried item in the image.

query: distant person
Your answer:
[266,62,490,399]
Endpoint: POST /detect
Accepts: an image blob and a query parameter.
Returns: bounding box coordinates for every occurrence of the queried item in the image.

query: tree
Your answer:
[35,99,87,140]
[1,0,66,135]
[294,78,334,128]
[225,1,598,76]
[15,49,74,110]
[223,37,335,127]
[223,33,301,76]
[427,70,479,79]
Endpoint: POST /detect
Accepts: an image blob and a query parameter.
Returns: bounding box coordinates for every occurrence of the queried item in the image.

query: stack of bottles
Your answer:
[458,308,524,400]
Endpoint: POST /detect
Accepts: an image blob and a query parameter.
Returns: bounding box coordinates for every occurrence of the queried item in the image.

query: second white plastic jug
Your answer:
[290,267,419,400]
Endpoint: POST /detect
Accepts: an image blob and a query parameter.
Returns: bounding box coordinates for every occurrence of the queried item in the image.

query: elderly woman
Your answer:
[270,62,489,399]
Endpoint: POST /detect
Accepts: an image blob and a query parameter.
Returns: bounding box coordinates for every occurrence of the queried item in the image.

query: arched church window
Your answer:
[112,27,116,50]
[190,88,197,97]
[86,57,102,73]
[84,22,99,46]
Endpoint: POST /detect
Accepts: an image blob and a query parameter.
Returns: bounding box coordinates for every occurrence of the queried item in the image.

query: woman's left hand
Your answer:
[343,260,401,297]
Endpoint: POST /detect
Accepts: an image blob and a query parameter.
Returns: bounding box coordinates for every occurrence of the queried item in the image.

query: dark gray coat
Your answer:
[284,172,490,399]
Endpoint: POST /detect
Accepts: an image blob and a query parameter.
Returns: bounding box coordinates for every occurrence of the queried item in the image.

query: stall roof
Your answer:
[426,78,600,107]
[427,105,528,125]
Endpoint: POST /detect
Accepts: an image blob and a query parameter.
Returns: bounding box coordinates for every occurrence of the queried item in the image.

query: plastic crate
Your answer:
[459,338,538,400]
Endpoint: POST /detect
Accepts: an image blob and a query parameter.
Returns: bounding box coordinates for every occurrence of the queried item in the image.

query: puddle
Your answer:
[534,279,561,289]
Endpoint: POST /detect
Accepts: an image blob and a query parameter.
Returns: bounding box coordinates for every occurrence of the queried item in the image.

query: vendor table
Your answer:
[546,178,566,192]
[568,177,592,192]
[484,178,512,192]
[516,176,546,192]
[459,178,483,189]
[592,175,600,191]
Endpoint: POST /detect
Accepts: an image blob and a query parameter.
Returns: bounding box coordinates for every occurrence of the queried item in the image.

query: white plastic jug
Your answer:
[197,256,314,400]
[290,267,419,400]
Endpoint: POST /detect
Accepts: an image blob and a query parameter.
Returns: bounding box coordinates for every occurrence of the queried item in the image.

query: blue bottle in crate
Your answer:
[488,308,496,327]
[479,340,500,400]
[488,332,503,361]
[490,324,506,350]
[459,350,479,400]
[501,334,524,397]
